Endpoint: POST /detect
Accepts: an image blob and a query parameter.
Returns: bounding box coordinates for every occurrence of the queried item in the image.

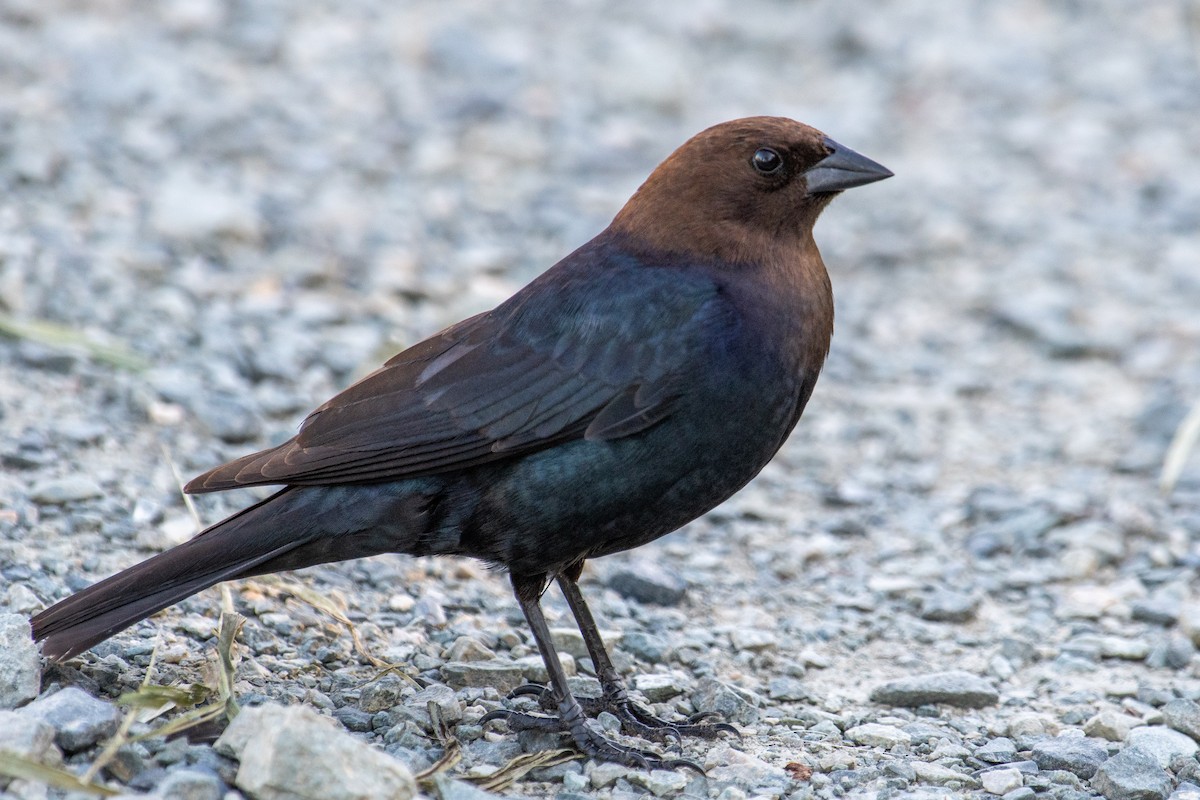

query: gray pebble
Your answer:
[605,560,687,606]
[0,709,57,762]
[691,677,759,726]
[156,768,225,800]
[221,703,416,800]
[1002,789,1036,800]
[29,476,104,505]
[844,722,912,748]
[1030,734,1108,779]
[439,661,525,694]
[870,670,999,708]
[1163,699,1200,743]
[399,684,463,729]
[333,706,375,732]
[767,676,812,702]
[1086,711,1145,742]
[358,675,410,713]
[1131,597,1181,627]
[919,589,980,622]
[1147,635,1197,670]
[22,686,121,753]
[620,631,669,663]
[0,615,40,709]
[1126,726,1199,768]
[980,767,1024,795]
[191,391,263,444]
[431,773,504,800]
[631,673,686,703]
[1091,746,1174,800]
[976,737,1019,764]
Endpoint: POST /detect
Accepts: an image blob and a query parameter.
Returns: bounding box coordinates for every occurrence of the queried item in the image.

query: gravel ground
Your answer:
[2,1,1200,799]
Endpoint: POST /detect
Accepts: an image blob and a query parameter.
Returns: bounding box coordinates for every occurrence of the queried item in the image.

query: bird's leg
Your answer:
[481,573,701,772]
[555,563,738,743]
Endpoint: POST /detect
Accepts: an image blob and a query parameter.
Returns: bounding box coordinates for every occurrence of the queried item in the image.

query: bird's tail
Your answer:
[31,484,426,661]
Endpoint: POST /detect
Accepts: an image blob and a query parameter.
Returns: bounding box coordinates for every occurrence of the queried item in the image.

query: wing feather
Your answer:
[185,253,723,494]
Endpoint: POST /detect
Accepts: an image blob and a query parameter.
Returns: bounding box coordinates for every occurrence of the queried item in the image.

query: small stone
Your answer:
[192,392,263,444]
[621,631,669,663]
[981,768,1024,795]
[1172,782,1200,800]
[156,768,224,800]
[1086,711,1145,741]
[869,670,999,708]
[22,687,121,752]
[1030,734,1108,779]
[358,675,409,713]
[632,673,686,703]
[440,661,526,694]
[1162,699,1200,742]
[1091,746,1173,800]
[220,703,416,800]
[0,615,40,708]
[399,684,463,728]
[919,589,980,622]
[333,706,375,732]
[767,676,812,702]
[549,628,589,659]
[516,652,576,684]
[1007,712,1061,745]
[1003,789,1036,800]
[1179,604,1200,646]
[1098,636,1153,661]
[446,636,496,662]
[0,710,57,762]
[606,560,687,606]
[844,723,912,748]
[628,769,689,796]
[729,628,777,652]
[911,761,978,787]
[976,737,1019,764]
[1131,597,1181,626]
[691,677,759,725]
[30,476,104,505]
[151,169,262,242]
[1147,635,1196,669]
[431,773,502,800]
[1126,726,1199,768]
[590,761,633,788]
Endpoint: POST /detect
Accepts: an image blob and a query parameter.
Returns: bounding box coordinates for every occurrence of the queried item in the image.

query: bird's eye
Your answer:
[751,147,784,175]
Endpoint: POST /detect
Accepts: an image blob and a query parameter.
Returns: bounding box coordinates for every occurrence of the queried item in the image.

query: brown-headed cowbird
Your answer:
[32,117,890,769]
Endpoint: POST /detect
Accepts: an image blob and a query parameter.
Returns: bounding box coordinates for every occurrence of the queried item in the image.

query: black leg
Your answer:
[481,572,702,772]
[556,564,738,743]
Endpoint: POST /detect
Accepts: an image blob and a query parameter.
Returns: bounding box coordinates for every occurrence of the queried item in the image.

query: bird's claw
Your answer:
[497,684,738,746]
[481,708,704,774]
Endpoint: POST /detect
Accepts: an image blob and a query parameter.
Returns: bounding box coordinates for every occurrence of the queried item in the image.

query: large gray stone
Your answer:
[1163,699,1200,743]
[869,670,999,709]
[0,615,40,709]
[218,703,416,800]
[22,687,120,752]
[1031,733,1108,779]
[0,709,57,762]
[1092,747,1173,800]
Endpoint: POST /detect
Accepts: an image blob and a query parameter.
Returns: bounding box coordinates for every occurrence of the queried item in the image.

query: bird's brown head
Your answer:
[609,116,891,265]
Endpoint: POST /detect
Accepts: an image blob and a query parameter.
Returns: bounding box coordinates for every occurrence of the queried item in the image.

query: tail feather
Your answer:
[32,490,303,661]
[31,481,439,661]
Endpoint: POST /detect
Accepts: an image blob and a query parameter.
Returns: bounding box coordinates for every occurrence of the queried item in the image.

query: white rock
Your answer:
[980,767,1023,795]
[218,703,416,800]
[0,615,40,709]
[844,723,912,748]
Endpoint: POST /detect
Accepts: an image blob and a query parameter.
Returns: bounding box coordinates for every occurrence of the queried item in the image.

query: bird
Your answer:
[31,116,891,769]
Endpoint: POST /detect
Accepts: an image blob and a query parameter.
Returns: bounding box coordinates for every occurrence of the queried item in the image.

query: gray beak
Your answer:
[804,137,893,193]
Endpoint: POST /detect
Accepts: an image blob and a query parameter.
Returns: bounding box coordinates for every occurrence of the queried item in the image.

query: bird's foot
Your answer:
[509,683,738,744]
[481,703,704,773]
